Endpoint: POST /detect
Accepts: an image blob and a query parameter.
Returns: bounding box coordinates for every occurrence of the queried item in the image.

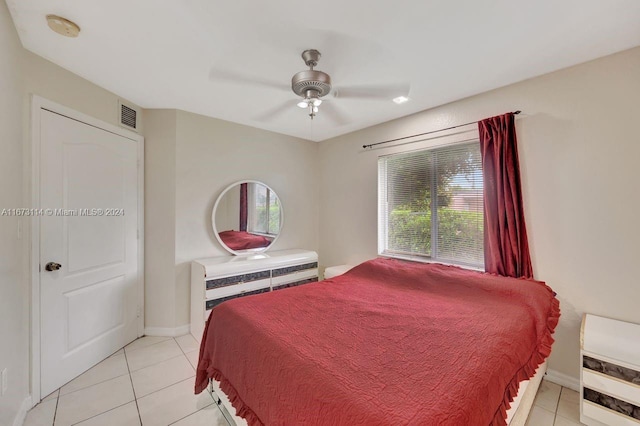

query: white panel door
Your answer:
[39,110,139,397]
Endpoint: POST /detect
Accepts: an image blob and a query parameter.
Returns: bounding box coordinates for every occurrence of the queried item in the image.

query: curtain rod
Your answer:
[362,110,521,149]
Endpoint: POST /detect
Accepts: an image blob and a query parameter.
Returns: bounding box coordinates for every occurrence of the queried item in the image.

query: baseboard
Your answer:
[545,368,580,391]
[12,395,32,426]
[144,324,190,337]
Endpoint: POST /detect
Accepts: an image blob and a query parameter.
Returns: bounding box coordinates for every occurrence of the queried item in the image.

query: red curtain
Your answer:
[479,113,533,279]
[239,183,248,232]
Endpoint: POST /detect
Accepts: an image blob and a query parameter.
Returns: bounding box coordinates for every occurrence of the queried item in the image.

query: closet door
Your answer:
[39,109,140,397]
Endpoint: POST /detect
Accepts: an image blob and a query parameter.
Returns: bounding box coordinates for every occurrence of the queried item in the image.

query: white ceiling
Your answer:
[6,0,640,141]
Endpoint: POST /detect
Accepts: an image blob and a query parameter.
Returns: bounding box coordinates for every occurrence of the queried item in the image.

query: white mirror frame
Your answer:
[211,180,284,256]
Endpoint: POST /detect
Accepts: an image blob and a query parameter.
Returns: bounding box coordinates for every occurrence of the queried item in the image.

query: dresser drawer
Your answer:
[583,400,640,426]
[273,277,318,291]
[204,285,271,320]
[271,268,318,288]
[583,369,640,406]
[272,262,318,277]
[206,277,270,300]
[205,270,271,291]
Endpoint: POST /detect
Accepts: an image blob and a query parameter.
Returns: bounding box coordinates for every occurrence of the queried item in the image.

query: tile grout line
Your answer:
[68,401,132,426]
[552,386,561,424]
[174,336,199,373]
[123,345,144,426]
[139,375,198,400]
[166,404,214,426]
[175,335,198,357]
[130,352,191,375]
[129,340,197,399]
[58,371,131,399]
[124,337,173,355]
[52,391,60,426]
[127,339,191,374]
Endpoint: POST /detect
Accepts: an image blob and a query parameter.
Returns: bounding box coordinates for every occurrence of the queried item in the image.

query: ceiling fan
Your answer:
[209,49,409,124]
[292,49,331,119]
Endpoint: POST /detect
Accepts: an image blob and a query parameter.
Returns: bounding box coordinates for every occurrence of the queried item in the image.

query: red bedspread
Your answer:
[218,230,271,250]
[195,258,560,425]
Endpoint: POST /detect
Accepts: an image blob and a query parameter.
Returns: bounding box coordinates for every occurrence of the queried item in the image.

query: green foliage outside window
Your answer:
[254,203,281,235]
[388,209,432,254]
[388,205,483,264]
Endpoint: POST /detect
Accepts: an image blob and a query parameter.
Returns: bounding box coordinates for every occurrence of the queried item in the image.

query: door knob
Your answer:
[45,262,62,271]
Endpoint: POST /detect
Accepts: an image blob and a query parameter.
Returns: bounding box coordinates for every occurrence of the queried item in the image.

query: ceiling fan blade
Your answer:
[209,68,289,92]
[252,100,293,122]
[320,101,351,126]
[333,83,410,101]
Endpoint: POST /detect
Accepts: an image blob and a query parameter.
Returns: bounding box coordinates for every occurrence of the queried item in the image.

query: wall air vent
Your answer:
[118,100,140,132]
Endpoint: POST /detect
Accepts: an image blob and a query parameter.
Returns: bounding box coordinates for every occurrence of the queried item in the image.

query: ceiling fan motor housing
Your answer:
[292,70,332,98]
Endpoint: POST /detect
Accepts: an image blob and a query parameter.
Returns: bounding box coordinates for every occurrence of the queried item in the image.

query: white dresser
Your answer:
[580,314,640,425]
[190,249,318,341]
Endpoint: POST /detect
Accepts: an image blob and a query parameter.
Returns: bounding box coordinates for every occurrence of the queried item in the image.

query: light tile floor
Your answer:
[24,335,582,425]
[526,380,583,426]
[25,335,228,426]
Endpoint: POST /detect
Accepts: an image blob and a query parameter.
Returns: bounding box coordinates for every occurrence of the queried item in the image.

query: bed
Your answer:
[218,230,272,251]
[195,258,560,425]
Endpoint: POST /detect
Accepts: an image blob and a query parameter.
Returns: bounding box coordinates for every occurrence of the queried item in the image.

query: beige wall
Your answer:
[143,110,177,330]
[173,110,319,327]
[318,47,640,381]
[21,50,142,133]
[0,2,29,423]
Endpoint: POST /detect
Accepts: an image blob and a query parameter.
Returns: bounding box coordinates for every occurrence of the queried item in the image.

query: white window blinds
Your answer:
[378,142,484,268]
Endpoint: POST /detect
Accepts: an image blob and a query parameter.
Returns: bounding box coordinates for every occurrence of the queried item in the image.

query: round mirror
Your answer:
[212,181,283,255]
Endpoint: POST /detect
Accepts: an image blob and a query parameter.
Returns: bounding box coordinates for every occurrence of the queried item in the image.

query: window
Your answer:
[247,183,281,236]
[378,142,484,268]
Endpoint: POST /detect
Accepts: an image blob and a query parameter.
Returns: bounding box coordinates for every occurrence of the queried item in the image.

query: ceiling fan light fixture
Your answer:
[297,88,323,111]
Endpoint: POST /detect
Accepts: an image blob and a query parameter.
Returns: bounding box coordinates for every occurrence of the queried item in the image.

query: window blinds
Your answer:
[378,142,484,268]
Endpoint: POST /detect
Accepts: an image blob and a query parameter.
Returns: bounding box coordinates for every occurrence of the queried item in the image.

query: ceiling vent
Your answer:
[118,100,140,132]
